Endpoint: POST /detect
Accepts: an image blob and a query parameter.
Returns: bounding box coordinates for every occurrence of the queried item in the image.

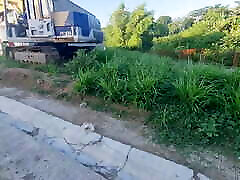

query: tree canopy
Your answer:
[104,2,240,64]
[104,3,130,47]
[104,4,153,49]
[157,16,172,24]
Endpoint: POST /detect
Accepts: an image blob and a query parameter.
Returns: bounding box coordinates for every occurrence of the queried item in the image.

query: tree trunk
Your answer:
[233,52,240,67]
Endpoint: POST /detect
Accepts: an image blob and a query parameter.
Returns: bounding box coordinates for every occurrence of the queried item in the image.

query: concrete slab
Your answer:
[0,96,101,145]
[63,124,101,145]
[0,96,131,179]
[0,113,105,180]
[0,96,210,180]
[118,148,193,180]
[79,137,131,168]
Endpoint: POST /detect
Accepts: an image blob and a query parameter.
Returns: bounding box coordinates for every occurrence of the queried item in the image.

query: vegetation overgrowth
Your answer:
[152,6,240,65]
[64,48,240,156]
[2,1,239,158]
[104,3,240,66]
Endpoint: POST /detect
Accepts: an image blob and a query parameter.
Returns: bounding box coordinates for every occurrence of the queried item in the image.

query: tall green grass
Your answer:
[66,48,240,155]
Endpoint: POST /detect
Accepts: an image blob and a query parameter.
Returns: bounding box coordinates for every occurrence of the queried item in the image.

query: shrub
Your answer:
[71,47,240,155]
[65,50,99,76]
[73,68,98,95]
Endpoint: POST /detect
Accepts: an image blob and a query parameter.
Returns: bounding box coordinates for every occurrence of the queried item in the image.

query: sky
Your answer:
[73,0,237,27]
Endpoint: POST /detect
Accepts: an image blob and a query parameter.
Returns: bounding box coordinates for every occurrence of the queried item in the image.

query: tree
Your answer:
[182,18,194,30]
[104,25,114,47]
[125,4,154,49]
[104,3,130,47]
[168,22,182,34]
[157,16,172,25]
[153,23,169,37]
[153,16,172,38]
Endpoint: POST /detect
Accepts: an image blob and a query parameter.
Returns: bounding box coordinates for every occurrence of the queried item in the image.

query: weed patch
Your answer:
[2,48,239,157]
[66,48,240,156]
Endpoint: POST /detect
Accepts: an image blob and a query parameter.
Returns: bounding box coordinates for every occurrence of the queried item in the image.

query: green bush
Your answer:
[73,68,98,95]
[71,47,240,155]
[152,8,240,65]
[65,50,99,76]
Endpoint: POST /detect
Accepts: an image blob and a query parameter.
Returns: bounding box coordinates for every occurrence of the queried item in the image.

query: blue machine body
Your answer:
[53,11,103,43]
[51,0,103,44]
[20,0,103,45]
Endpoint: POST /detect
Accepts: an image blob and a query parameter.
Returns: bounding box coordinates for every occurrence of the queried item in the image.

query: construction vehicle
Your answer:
[0,0,103,63]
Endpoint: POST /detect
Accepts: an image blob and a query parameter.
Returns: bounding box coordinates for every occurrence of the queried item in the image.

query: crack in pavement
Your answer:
[21,128,39,137]
[15,125,112,180]
[5,119,40,137]
[0,113,136,180]
[117,147,132,173]
[79,135,104,151]
[4,121,125,180]
[82,163,119,180]
[64,135,104,152]
[63,136,120,180]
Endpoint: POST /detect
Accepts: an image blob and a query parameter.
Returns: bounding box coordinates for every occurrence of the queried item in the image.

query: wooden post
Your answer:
[233,51,240,67]
[3,0,8,40]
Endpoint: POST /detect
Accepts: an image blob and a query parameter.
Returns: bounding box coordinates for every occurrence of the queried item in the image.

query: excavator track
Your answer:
[6,46,60,64]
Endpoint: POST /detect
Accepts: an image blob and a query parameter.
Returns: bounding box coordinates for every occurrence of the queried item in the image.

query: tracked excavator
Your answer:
[0,0,103,63]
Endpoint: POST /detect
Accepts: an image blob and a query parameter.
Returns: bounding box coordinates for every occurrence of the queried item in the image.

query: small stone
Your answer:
[197,173,210,180]
[81,123,95,132]
[79,102,87,108]
[169,145,176,152]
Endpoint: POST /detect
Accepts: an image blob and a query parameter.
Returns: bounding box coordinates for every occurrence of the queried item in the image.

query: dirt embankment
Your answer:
[0,67,239,180]
[0,68,72,98]
[1,68,36,89]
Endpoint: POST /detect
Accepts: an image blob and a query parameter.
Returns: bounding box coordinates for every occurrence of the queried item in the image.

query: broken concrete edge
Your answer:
[0,116,106,180]
[118,147,132,172]
[64,135,104,152]
[0,112,131,179]
[0,96,102,146]
[1,111,208,180]
[0,96,210,180]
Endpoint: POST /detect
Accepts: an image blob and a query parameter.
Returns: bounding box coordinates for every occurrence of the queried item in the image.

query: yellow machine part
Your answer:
[0,0,23,12]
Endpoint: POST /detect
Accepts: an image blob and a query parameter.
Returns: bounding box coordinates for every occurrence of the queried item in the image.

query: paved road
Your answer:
[0,95,209,180]
[0,112,105,180]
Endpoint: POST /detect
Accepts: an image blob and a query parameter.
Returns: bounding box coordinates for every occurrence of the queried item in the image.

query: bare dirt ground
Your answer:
[0,66,239,180]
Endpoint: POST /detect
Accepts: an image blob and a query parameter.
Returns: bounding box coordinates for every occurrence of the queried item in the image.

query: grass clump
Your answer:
[64,48,240,156]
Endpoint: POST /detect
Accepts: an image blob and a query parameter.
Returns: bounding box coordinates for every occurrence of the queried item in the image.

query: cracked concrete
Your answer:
[118,147,132,173]
[0,113,105,180]
[0,96,210,180]
[117,148,194,180]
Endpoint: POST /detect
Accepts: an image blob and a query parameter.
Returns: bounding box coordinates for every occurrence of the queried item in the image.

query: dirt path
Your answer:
[0,67,239,180]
